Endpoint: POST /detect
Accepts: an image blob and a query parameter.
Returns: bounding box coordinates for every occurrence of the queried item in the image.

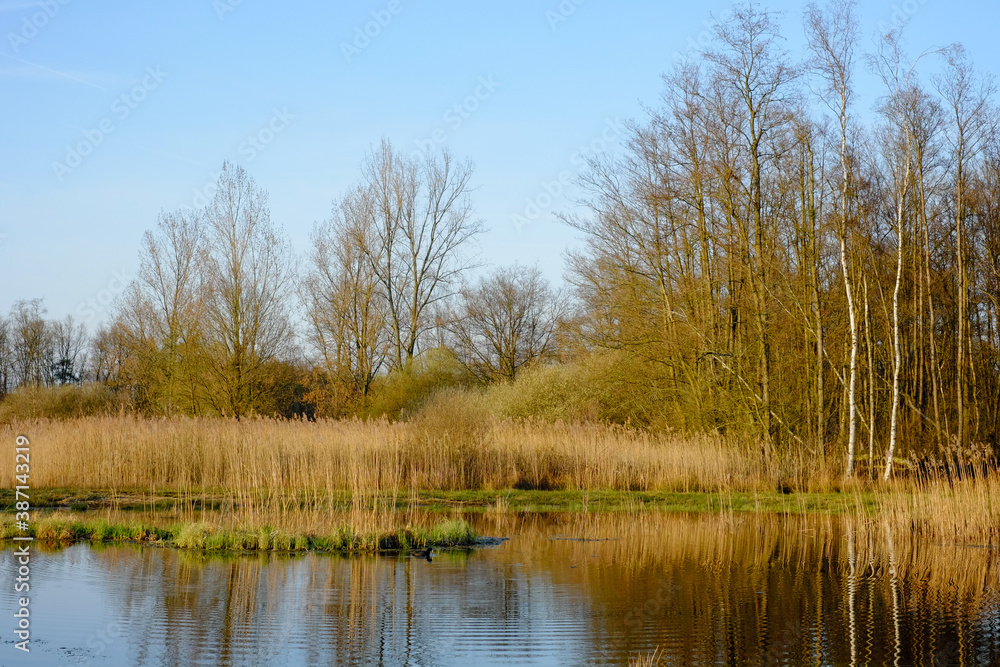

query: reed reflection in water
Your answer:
[2,512,998,666]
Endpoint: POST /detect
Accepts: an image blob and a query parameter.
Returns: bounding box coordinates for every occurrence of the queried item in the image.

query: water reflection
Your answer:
[1,512,998,666]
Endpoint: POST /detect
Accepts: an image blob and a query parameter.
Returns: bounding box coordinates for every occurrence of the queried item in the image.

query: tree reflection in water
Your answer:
[9,512,999,666]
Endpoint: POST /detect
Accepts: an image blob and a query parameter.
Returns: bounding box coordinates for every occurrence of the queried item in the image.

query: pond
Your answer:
[1,511,998,666]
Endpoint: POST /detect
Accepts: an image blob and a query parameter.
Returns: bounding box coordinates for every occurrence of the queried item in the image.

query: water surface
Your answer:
[1,512,998,666]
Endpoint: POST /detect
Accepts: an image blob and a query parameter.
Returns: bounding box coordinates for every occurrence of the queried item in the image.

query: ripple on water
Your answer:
[1,513,998,666]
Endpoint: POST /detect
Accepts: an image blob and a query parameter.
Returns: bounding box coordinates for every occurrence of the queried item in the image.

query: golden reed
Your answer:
[1,415,841,493]
[2,416,998,545]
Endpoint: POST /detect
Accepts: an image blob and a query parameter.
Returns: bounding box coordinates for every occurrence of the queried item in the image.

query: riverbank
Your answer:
[0,487,876,554]
[1,480,997,551]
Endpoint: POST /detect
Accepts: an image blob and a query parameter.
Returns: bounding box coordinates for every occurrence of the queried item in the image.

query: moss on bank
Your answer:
[0,513,477,553]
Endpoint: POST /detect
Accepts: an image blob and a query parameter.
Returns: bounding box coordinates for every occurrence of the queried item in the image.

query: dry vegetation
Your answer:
[3,413,999,546]
[3,414,846,496]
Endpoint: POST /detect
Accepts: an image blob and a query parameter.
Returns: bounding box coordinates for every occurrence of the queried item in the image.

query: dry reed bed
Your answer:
[3,416,999,544]
[1,415,837,493]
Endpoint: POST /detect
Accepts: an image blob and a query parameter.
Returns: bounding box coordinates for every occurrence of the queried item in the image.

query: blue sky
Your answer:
[1,0,997,329]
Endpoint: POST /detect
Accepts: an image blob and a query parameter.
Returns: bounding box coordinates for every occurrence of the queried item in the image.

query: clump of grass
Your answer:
[421,518,476,546]
[629,648,664,667]
[174,522,211,549]
[35,515,87,541]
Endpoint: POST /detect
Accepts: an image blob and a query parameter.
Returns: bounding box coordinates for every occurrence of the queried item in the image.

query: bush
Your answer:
[364,347,472,419]
[484,351,667,427]
[0,383,130,424]
[408,386,489,445]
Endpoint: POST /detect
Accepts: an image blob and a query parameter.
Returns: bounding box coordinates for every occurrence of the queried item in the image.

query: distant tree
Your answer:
[448,265,564,383]
[0,316,11,397]
[116,209,208,413]
[354,139,484,369]
[49,315,88,385]
[202,163,295,417]
[90,321,136,391]
[305,185,389,402]
[9,299,50,388]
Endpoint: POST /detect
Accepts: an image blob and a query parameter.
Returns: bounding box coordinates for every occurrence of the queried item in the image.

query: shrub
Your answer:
[484,351,666,427]
[0,383,129,424]
[364,347,472,419]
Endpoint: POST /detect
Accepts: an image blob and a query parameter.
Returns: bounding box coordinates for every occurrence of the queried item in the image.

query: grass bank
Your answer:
[0,487,873,514]
[0,512,476,553]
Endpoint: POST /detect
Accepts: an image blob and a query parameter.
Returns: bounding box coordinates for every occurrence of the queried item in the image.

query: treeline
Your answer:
[0,145,567,422]
[566,1,1000,476]
[0,299,89,392]
[5,1,1000,478]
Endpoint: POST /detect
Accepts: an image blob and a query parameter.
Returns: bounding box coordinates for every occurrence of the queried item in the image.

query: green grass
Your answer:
[412,489,877,515]
[0,512,478,553]
[0,488,879,516]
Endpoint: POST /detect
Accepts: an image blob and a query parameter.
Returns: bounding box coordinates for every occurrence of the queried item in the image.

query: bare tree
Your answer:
[0,316,11,397]
[305,186,389,400]
[806,0,859,475]
[448,265,564,382]
[871,33,923,480]
[117,209,207,413]
[203,163,295,417]
[9,299,51,388]
[49,315,88,385]
[934,46,996,446]
[90,321,136,390]
[704,2,799,442]
[356,139,484,369]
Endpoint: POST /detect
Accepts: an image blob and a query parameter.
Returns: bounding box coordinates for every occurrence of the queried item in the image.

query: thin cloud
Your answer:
[0,53,110,90]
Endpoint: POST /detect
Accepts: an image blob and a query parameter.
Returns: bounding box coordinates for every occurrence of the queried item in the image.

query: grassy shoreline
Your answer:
[0,512,478,553]
[0,488,876,554]
[0,487,876,515]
